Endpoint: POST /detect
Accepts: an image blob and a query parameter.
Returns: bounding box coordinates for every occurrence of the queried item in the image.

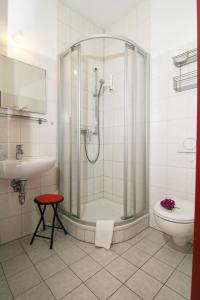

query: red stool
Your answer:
[30,194,67,249]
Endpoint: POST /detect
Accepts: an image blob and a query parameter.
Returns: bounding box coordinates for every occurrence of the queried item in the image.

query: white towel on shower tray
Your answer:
[95,220,114,250]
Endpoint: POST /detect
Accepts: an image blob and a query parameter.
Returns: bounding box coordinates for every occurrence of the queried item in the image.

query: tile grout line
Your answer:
[0,261,14,300]
[25,235,102,299]
[6,237,57,299]
[153,250,192,300]
[71,227,191,300]
[105,239,166,300]
[1,227,192,300]
[105,233,190,299]
[81,231,167,299]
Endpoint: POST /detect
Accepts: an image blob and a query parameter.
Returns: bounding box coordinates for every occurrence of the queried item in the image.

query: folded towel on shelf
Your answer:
[95,220,114,250]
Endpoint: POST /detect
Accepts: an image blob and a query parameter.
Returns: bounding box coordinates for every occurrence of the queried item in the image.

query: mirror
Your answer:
[0,54,46,114]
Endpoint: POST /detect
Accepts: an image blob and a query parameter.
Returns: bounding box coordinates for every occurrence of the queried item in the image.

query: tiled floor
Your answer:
[0,227,192,300]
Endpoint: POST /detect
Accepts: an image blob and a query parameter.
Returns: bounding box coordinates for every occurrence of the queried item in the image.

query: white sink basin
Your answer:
[0,157,56,180]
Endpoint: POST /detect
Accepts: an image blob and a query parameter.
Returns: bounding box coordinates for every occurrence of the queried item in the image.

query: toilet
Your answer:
[154,199,194,247]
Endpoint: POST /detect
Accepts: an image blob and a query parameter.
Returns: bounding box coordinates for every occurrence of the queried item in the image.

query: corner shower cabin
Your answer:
[59,35,149,227]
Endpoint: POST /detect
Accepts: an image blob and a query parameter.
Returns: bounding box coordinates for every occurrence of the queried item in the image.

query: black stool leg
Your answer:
[50,203,57,249]
[52,204,67,235]
[38,203,46,230]
[30,204,46,245]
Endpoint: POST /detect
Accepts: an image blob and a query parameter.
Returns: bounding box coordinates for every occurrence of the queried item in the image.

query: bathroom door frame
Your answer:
[191,0,200,298]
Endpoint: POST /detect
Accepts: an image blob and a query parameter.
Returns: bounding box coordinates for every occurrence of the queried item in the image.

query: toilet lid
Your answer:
[154,199,194,223]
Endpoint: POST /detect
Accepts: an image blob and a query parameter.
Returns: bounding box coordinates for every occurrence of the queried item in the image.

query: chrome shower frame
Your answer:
[58,34,150,226]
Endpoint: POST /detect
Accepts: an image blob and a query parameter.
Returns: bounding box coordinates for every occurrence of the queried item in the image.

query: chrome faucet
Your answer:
[16,145,24,160]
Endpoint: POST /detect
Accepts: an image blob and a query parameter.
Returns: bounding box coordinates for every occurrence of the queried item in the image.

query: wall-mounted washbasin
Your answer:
[0,157,56,180]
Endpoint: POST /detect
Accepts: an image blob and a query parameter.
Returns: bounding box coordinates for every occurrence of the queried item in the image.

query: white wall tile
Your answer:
[0,193,21,220]
[0,215,21,244]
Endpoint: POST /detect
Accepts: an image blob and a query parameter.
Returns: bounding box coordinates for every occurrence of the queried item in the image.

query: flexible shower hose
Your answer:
[84,84,103,164]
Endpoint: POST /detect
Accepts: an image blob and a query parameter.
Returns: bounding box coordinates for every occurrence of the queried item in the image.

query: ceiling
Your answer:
[63,0,140,29]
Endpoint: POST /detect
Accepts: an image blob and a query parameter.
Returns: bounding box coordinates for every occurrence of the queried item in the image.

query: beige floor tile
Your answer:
[15,282,55,300]
[106,257,138,283]
[2,253,32,278]
[7,266,41,297]
[122,246,151,267]
[70,255,101,281]
[154,286,187,300]
[126,269,162,300]
[0,264,5,281]
[21,236,55,263]
[165,240,191,254]
[76,241,96,254]
[0,279,13,300]
[90,248,118,267]
[62,284,97,300]
[35,254,66,279]
[57,243,86,265]
[127,234,145,246]
[85,269,121,300]
[111,242,131,255]
[52,237,74,254]
[138,227,153,237]
[109,285,141,300]
[187,246,193,254]
[177,254,193,277]
[45,267,81,299]
[25,242,55,264]
[0,241,24,262]
[146,229,169,246]
[66,235,79,244]
[166,270,191,299]
[127,228,152,246]
[20,236,45,252]
[141,257,174,283]
[154,246,185,268]
[135,238,162,255]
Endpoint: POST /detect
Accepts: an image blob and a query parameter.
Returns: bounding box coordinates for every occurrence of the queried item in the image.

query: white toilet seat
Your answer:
[154,199,194,224]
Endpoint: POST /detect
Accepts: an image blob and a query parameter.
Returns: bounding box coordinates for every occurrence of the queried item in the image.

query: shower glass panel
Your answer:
[71,45,81,218]
[135,50,148,214]
[124,43,135,219]
[59,35,148,225]
[60,51,71,214]
[103,39,125,222]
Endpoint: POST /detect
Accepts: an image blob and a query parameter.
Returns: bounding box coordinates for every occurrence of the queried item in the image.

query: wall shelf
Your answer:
[173,48,197,67]
[173,70,197,92]
[0,112,47,124]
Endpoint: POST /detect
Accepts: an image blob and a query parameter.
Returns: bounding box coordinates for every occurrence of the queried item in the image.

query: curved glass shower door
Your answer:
[59,44,81,219]
[59,35,148,225]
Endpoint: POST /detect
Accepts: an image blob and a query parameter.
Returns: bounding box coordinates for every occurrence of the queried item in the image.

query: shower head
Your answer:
[96,79,105,96]
[99,78,105,85]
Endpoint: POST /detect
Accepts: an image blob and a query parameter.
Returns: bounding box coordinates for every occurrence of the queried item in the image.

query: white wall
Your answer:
[107,0,151,52]
[0,0,102,243]
[106,0,197,228]
[149,0,197,228]
[0,0,58,243]
[151,0,197,57]
[57,0,102,53]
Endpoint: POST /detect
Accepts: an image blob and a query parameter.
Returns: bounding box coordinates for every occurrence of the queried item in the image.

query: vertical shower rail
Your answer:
[122,43,136,220]
[70,44,81,218]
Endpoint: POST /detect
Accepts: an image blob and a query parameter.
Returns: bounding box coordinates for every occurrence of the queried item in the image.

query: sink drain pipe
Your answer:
[10,179,27,205]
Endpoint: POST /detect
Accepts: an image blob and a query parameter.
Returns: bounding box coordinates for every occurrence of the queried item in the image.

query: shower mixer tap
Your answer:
[80,128,93,141]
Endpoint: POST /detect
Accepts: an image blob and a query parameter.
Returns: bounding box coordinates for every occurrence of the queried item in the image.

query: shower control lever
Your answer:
[81,128,93,141]
[80,128,89,135]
